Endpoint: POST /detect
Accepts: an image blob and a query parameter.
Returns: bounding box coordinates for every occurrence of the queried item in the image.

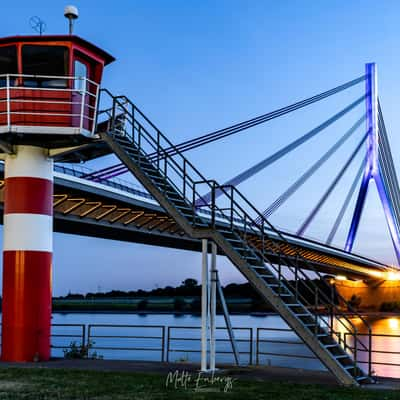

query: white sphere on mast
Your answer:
[64,5,79,34]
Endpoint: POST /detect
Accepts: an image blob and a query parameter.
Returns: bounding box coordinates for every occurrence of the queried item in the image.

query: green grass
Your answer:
[0,367,396,400]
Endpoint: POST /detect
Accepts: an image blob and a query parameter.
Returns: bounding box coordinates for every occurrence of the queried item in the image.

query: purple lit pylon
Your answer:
[345,63,400,264]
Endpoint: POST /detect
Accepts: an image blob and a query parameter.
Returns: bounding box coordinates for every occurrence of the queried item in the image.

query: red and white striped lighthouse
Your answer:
[2,146,53,361]
[0,32,114,361]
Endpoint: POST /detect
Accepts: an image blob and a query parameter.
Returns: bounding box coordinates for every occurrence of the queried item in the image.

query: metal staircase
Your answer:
[97,90,374,386]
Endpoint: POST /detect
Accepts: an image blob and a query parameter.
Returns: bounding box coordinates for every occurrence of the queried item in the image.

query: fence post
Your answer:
[249,327,253,365]
[161,326,166,362]
[166,326,170,362]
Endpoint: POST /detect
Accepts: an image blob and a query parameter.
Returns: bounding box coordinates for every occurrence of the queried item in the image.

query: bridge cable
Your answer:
[377,106,400,236]
[196,95,366,206]
[325,156,366,246]
[86,75,366,180]
[255,115,366,222]
[378,103,400,213]
[296,132,368,236]
[378,106,400,223]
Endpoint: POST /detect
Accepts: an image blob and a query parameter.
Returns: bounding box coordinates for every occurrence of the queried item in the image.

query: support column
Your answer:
[209,242,217,371]
[201,239,209,371]
[1,146,53,361]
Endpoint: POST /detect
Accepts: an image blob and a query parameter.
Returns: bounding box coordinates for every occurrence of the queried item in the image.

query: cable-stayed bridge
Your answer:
[0,58,398,385]
[37,63,399,281]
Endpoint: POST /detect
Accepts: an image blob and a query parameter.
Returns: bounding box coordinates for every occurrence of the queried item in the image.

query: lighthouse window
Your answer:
[74,60,88,91]
[22,45,69,88]
[0,46,17,86]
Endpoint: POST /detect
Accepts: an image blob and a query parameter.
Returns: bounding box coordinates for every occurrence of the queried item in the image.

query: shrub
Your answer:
[63,340,102,360]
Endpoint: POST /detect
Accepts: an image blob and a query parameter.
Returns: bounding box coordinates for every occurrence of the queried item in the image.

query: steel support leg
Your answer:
[201,239,209,372]
[209,242,217,371]
[216,273,240,365]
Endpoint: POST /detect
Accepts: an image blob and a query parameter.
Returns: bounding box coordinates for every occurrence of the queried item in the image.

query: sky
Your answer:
[1,0,400,295]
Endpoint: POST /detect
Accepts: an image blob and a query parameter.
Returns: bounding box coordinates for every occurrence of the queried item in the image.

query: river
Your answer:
[50,313,400,379]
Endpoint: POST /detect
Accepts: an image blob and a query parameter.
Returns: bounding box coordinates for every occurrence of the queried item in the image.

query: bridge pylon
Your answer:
[345,63,400,264]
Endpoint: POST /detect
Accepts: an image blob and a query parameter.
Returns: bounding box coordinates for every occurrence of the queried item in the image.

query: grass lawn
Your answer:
[0,367,396,400]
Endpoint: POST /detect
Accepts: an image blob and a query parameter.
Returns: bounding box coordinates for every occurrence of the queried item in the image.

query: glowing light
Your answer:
[386,271,400,281]
[336,275,347,281]
[388,318,399,330]
[367,270,384,279]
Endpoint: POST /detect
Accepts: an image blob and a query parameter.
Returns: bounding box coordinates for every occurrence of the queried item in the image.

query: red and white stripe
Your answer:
[1,146,53,361]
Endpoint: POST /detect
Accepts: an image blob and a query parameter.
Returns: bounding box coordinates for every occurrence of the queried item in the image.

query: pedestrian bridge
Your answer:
[0,163,390,281]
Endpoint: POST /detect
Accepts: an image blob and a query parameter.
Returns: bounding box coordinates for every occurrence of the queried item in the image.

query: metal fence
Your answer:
[166,326,253,365]
[41,323,400,379]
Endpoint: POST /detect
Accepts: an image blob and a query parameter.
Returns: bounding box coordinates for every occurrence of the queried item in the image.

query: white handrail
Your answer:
[0,73,99,134]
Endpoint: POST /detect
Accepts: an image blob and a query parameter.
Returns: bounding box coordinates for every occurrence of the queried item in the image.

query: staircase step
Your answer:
[334,355,349,359]
[259,274,275,279]
[355,376,370,382]
[324,344,340,349]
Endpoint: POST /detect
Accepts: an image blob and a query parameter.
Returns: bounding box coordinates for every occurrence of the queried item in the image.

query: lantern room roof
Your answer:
[0,35,115,65]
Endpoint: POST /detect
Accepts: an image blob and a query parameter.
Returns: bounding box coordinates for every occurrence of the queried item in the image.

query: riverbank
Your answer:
[51,297,270,313]
[0,360,398,399]
[49,298,400,314]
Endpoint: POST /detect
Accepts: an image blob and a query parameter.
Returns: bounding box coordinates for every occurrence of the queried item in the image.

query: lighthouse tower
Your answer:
[0,32,114,361]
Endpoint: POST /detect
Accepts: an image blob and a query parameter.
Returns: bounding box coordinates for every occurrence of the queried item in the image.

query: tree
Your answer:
[181,278,198,288]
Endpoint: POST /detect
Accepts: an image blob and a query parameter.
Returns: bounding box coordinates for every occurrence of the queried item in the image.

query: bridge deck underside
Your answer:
[0,173,387,280]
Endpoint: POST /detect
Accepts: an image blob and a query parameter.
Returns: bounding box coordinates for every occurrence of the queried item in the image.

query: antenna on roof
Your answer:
[64,5,79,35]
[29,16,47,35]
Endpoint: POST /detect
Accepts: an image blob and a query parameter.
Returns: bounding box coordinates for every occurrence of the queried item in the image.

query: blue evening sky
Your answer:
[1,0,400,295]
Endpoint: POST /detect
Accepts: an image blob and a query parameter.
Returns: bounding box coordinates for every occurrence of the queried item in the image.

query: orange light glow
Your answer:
[386,271,400,281]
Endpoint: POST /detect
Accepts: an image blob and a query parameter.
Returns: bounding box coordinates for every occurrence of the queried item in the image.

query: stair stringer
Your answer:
[100,131,363,386]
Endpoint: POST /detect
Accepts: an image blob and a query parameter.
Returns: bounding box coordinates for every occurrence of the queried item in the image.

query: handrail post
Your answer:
[111,97,116,137]
[87,324,92,348]
[368,328,372,378]
[314,290,319,334]
[131,103,135,142]
[230,186,234,230]
[166,326,170,362]
[92,83,100,135]
[79,77,86,131]
[138,125,142,163]
[278,253,282,296]
[6,75,10,128]
[330,283,334,335]
[354,329,358,376]
[156,130,160,170]
[249,327,253,365]
[294,254,299,303]
[256,328,259,365]
[82,324,86,349]
[211,182,216,228]
[192,182,196,226]
[183,160,187,200]
[161,326,166,362]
